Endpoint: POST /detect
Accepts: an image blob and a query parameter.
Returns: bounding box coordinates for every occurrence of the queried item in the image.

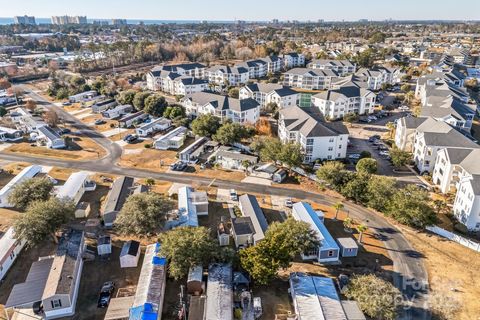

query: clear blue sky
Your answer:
[1,0,479,21]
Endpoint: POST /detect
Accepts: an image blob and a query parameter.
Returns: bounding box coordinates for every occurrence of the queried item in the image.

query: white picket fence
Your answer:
[426,225,480,252]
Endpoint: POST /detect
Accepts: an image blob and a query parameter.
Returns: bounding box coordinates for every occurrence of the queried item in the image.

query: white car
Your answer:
[229,189,238,201]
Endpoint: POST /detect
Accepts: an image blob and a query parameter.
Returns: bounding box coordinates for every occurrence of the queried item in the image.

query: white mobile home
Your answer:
[91,99,117,113]
[5,229,85,319]
[289,273,347,320]
[0,126,23,142]
[118,111,148,128]
[120,240,141,268]
[178,137,208,164]
[165,186,209,229]
[292,202,340,263]
[135,117,172,137]
[102,104,133,119]
[36,125,66,149]
[213,146,258,171]
[56,171,96,206]
[68,90,98,103]
[0,165,42,208]
[205,264,233,320]
[154,126,187,150]
[0,227,26,280]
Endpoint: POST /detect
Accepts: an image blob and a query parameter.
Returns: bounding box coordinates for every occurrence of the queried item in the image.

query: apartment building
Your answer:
[239,83,298,110]
[278,106,349,163]
[413,117,478,173]
[146,63,207,91]
[282,52,305,69]
[235,59,268,78]
[51,15,87,25]
[394,116,428,152]
[183,92,260,124]
[204,65,249,86]
[311,80,376,120]
[307,59,356,76]
[354,67,402,91]
[13,15,36,25]
[283,68,339,90]
[452,172,480,231]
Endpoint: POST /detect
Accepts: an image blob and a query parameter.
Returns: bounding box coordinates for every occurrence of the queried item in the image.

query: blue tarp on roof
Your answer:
[129,303,158,320]
[152,256,166,266]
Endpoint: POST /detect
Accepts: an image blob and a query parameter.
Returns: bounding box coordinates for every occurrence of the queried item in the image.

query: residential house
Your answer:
[0,227,26,280]
[118,111,148,128]
[183,92,260,124]
[55,171,96,206]
[102,104,133,119]
[278,106,349,163]
[239,83,298,110]
[231,194,268,248]
[165,186,209,229]
[291,202,340,263]
[5,229,85,319]
[307,59,356,76]
[135,117,172,137]
[0,126,23,142]
[283,68,339,90]
[289,273,347,320]
[102,176,135,228]
[204,264,233,320]
[312,79,376,119]
[213,146,258,171]
[36,125,66,149]
[153,126,187,150]
[0,165,42,208]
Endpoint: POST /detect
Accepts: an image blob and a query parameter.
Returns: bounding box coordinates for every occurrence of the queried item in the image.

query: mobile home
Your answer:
[0,227,26,280]
[102,104,133,119]
[55,171,96,206]
[204,264,233,320]
[135,117,171,137]
[118,111,148,128]
[0,165,42,208]
[153,126,187,150]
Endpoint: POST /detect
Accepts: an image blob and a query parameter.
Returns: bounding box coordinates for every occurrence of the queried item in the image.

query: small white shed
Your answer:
[120,240,141,268]
[97,235,112,256]
[336,237,359,257]
[75,202,91,218]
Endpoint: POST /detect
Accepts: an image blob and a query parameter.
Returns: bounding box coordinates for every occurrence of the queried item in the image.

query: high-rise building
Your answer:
[51,15,87,25]
[13,15,36,25]
[112,19,127,26]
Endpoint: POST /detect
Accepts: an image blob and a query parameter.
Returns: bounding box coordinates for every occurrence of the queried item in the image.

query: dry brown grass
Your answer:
[5,137,106,161]
[400,226,480,320]
[118,149,178,172]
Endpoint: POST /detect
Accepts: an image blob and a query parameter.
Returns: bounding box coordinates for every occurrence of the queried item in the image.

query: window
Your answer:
[306,138,314,146]
[327,250,335,257]
[329,138,334,143]
[328,147,333,151]
[51,299,62,309]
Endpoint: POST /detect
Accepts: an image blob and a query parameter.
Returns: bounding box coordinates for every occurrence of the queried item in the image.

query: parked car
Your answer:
[284,198,293,208]
[170,161,187,172]
[415,183,431,191]
[62,101,71,106]
[60,128,71,135]
[97,281,115,308]
[94,119,106,125]
[123,134,138,143]
[230,189,238,201]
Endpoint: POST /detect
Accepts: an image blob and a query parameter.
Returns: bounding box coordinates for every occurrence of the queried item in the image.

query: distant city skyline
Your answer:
[2,0,480,21]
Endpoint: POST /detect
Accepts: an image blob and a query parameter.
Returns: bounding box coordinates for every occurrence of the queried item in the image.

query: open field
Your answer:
[4,136,106,161]
[400,226,480,320]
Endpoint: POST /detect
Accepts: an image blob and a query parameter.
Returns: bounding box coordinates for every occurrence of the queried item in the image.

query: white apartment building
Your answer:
[204,65,249,86]
[452,173,480,230]
[354,67,402,91]
[394,117,428,152]
[282,52,305,69]
[239,83,298,110]
[235,59,268,79]
[278,106,349,163]
[183,92,260,124]
[307,59,356,76]
[283,68,339,90]
[146,63,206,91]
[413,117,478,174]
[311,81,376,120]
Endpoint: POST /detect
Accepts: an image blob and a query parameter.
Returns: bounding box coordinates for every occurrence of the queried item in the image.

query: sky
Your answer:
[1,0,479,21]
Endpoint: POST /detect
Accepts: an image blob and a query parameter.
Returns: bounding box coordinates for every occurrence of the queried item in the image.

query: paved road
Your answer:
[3,88,430,319]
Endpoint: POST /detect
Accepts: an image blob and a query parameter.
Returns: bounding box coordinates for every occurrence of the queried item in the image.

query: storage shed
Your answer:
[120,240,141,268]
[187,265,204,295]
[74,201,91,218]
[97,235,112,256]
[336,238,359,257]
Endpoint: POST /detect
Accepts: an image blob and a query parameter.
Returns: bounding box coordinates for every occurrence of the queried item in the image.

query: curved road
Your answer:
[2,87,430,319]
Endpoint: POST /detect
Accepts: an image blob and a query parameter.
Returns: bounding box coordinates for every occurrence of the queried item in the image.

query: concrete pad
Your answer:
[115,140,128,147]
[76,112,93,120]
[168,183,189,196]
[123,148,142,155]
[69,109,90,116]
[216,188,231,201]
[102,128,128,137]
[0,143,12,151]
[241,176,272,186]
[40,166,53,173]
[271,195,288,209]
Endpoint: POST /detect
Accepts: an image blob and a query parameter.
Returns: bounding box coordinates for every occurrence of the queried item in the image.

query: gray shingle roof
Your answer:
[186,92,259,112]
